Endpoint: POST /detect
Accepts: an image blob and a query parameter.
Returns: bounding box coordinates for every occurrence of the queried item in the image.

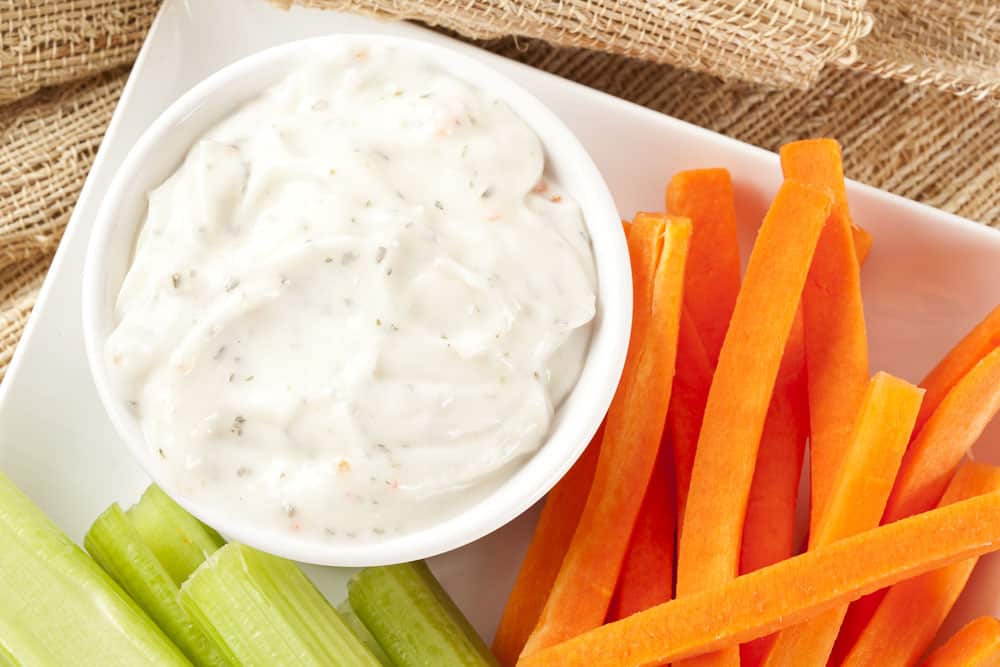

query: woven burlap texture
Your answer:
[482,36,1000,224]
[285,0,1000,103]
[1,67,127,264]
[0,68,126,380]
[1,0,999,380]
[850,0,1000,104]
[0,253,52,380]
[283,0,872,89]
[0,0,155,103]
[2,1,997,104]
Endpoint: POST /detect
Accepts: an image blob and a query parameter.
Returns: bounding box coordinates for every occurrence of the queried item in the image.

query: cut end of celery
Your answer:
[126,485,225,587]
[181,543,382,667]
[85,502,230,667]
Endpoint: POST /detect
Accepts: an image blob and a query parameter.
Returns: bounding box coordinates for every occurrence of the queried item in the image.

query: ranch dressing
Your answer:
[107,40,597,543]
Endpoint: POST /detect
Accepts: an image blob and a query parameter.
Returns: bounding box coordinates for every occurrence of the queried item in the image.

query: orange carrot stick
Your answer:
[885,346,1000,523]
[916,304,1000,434]
[668,307,713,528]
[832,347,1000,661]
[740,309,809,574]
[666,168,741,365]
[922,617,1000,667]
[520,215,691,655]
[519,491,1000,667]
[675,180,831,667]
[607,440,675,621]
[841,462,1000,667]
[493,424,604,666]
[760,373,923,667]
[780,138,870,538]
[738,309,809,667]
[732,196,864,667]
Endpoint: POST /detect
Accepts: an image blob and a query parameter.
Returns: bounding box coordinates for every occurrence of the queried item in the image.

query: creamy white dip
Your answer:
[107,40,597,543]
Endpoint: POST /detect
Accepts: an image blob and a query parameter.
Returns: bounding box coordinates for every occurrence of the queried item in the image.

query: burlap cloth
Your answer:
[1,0,998,380]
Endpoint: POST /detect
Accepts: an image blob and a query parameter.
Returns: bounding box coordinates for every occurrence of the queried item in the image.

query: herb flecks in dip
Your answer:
[107,41,597,543]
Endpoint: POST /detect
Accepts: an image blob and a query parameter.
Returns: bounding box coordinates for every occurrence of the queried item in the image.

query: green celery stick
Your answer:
[337,599,393,665]
[126,484,225,586]
[0,471,189,666]
[348,561,499,667]
[85,503,231,667]
[180,543,382,666]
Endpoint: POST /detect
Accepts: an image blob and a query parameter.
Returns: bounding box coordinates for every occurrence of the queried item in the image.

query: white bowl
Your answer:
[81,34,630,567]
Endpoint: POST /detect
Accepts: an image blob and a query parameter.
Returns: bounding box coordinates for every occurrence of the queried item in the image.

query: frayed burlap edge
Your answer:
[282,0,872,89]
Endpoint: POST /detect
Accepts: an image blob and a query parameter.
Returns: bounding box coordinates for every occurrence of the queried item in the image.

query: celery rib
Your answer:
[126,485,225,586]
[181,543,383,666]
[0,472,189,666]
[85,503,231,667]
[348,561,499,666]
[337,599,393,665]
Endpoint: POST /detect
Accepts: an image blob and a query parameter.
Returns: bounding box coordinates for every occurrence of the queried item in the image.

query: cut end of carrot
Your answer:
[665,167,740,365]
[922,617,1000,667]
[780,139,849,219]
[851,225,872,265]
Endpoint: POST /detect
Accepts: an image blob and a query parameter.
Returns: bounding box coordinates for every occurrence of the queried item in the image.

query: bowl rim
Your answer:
[81,33,631,566]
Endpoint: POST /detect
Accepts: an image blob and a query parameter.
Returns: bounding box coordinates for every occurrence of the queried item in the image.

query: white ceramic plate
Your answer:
[1,0,998,646]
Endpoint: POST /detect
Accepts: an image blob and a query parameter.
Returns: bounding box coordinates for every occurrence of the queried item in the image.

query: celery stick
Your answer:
[0,471,189,666]
[337,599,393,666]
[181,543,382,666]
[126,484,225,586]
[85,503,231,667]
[348,561,499,667]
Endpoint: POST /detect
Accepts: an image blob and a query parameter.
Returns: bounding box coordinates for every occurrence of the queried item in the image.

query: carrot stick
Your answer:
[666,168,741,365]
[518,490,1000,667]
[612,213,679,620]
[739,309,809,574]
[674,180,830,667]
[779,138,870,538]
[738,309,809,667]
[627,218,698,557]
[726,199,864,667]
[841,462,1000,667]
[885,346,1000,523]
[520,215,691,655]
[922,617,1000,667]
[833,348,1000,662]
[810,373,924,545]
[916,304,1000,434]
[760,373,923,667]
[607,440,675,621]
[668,307,713,528]
[492,425,604,666]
